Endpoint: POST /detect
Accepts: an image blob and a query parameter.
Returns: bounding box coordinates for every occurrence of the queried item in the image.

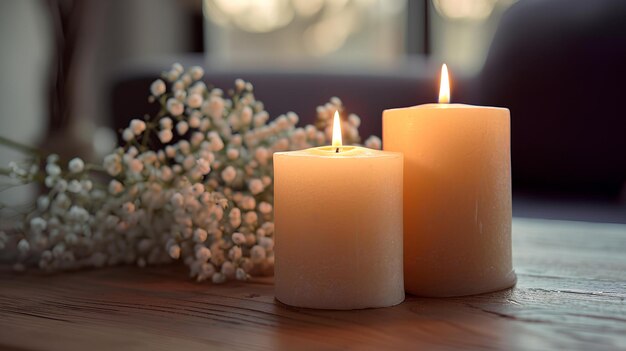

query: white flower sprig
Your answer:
[0,63,380,282]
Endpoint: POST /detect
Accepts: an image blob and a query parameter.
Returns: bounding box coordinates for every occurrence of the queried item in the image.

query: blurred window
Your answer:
[203,0,518,74]
[430,0,518,74]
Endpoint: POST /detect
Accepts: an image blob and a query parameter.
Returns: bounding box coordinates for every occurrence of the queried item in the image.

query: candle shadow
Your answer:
[268,287,531,350]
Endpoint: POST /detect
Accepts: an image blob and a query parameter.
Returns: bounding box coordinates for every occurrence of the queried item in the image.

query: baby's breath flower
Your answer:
[171,194,184,210]
[231,232,246,245]
[182,155,195,171]
[172,63,184,73]
[127,146,139,157]
[305,125,316,139]
[241,196,256,210]
[158,166,172,182]
[253,111,269,127]
[30,217,47,232]
[47,154,59,164]
[291,128,306,144]
[211,272,226,284]
[163,146,174,159]
[175,89,187,101]
[181,73,192,85]
[274,138,289,151]
[122,128,134,142]
[189,113,201,128]
[17,239,30,254]
[150,79,166,96]
[2,62,372,286]
[348,114,361,128]
[200,150,214,163]
[68,179,82,193]
[262,222,275,235]
[166,69,180,82]
[68,157,85,174]
[258,202,272,215]
[189,82,207,95]
[196,158,211,175]
[235,267,249,281]
[250,245,266,263]
[190,132,204,147]
[176,121,189,136]
[178,140,191,155]
[255,147,269,165]
[122,202,136,214]
[208,132,224,151]
[167,98,184,116]
[54,179,68,193]
[103,154,122,176]
[228,245,242,260]
[244,211,258,226]
[45,163,61,177]
[128,158,144,174]
[168,244,181,259]
[199,117,211,131]
[365,135,382,150]
[173,80,185,93]
[68,205,89,222]
[196,246,212,262]
[226,148,239,160]
[230,134,242,146]
[234,79,245,91]
[37,196,50,211]
[160,117,173,130]
[248,178,264,195]
[187,93,203,109]
[229,208,242,229]
[287,111,298,125]
[221,166,237,184]
[108,180,124,195]
[190,66,204,80]
[208,96,225,119]
[194,228,208,243]
[130,119,147,135]
[158,129,173,143]
[240,106,253,125]
[259,237,274,251]
[221,261,235,277]
[82,179,93,192]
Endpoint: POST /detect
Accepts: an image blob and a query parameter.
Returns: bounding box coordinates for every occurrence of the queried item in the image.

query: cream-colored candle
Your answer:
[382,64,516,297]
[274,112,404,309]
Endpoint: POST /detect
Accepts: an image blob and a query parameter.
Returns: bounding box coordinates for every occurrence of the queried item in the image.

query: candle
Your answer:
[382,64,516,297]
[274,111,405,309]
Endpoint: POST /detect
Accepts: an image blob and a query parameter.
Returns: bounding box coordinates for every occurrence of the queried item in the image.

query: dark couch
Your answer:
[111,0,626,207]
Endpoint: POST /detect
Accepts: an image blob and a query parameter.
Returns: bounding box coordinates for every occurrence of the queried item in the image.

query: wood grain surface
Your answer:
[1,218,625,351]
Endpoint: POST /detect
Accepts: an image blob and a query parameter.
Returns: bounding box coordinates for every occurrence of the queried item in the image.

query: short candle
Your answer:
[274,112,404,309]
[383,64,516,297]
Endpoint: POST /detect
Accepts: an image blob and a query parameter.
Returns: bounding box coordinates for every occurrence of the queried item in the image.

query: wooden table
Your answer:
[1,218,625,350]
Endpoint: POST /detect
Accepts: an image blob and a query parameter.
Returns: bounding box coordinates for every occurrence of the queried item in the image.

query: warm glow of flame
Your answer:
[332,110,342,147]
[439,63,450,103]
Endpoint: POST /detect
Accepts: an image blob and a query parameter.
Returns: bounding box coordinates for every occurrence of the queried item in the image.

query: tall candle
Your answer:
[274,112,404,309]
[382,64,516,297]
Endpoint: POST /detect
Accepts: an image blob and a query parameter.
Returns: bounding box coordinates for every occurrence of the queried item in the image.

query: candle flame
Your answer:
[332,110,342,148]
[439,63,450,103]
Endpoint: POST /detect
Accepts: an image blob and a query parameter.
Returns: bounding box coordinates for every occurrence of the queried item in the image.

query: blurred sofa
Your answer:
[111,0,626,202]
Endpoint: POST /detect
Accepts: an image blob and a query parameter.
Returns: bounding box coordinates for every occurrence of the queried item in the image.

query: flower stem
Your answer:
[0,135,41,155]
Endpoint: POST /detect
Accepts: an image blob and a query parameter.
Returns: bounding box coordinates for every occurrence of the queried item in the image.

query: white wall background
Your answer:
[0,0,51,217]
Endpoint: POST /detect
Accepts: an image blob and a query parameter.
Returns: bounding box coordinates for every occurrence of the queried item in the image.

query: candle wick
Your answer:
[335,147,339,153]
